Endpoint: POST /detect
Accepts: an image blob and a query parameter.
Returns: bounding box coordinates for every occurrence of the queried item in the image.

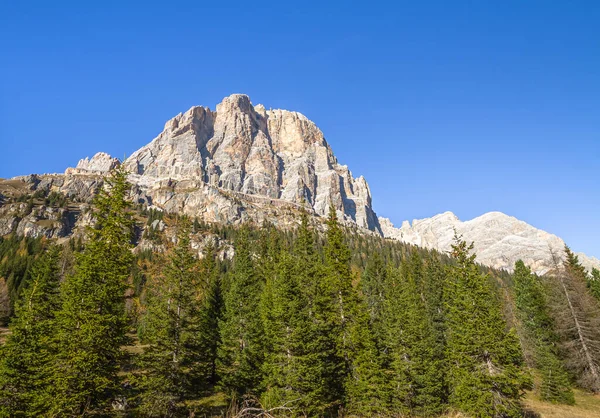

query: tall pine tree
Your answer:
[49,165,134,416]
[383,253,446,417]
[217,226,264,395]
[196,241,223,387]
[136,220,206,416]
[292,211,344,416]
[549,246,600,392]
[445,234,531,418]
[512,260,574,404]
[0,246,62,417]
[323,206,388,416]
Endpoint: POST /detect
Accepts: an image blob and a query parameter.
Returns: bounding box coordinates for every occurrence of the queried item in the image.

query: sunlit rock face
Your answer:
[123,94,381,233]
[379,211,600,275]
[65,152,120,175]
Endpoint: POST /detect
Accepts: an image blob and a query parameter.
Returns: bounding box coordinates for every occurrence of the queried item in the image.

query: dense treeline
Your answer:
[1,168,600,417]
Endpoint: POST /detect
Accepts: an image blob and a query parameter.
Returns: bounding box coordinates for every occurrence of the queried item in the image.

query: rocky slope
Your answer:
[0,94,381,243]
[123,94,380,233]
[0,93,597,276]
[379,212,600,275]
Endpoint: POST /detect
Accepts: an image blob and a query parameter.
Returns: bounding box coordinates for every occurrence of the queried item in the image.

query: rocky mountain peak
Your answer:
[65,152,120,175]
[380,211,600,275]
[124,94,381,233]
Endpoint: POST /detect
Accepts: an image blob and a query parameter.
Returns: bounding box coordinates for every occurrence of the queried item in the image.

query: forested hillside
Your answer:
[1,168,600,417]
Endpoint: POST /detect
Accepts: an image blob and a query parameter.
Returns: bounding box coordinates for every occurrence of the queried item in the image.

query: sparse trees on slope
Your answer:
[445,234,531,418]
[136,220,206,416]
[549,246,600,392]
[512,260,574,404]
[49,165,134,416]
[0,246,62,417]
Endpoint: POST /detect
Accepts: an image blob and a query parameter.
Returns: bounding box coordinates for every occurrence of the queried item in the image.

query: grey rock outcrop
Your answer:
[66,152,120,175]
[380,211,600,275]
[124,94,381,233]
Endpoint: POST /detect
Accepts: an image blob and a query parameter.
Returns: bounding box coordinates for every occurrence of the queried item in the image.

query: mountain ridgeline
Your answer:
[1,95,600,417]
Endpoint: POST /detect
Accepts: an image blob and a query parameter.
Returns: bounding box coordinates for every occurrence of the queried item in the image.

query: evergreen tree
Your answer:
[445,234,531,418]
[589,268,600,302]
[260,251,313,415]
[217,226,264,395]
[292,211,344,416]
[0,246,62,417]
[360,250,387,343]
[323,206,388,415]
[196,242,223,387]
[343,290,389,416]
[550,246,600,392]
[48,165,134,415]
[323,206,353,366]
[136,220,205,416]
[512,260,574,404]
[383,253,446,417]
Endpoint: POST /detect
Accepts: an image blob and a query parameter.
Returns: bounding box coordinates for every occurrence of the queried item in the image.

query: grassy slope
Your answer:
[523,390,600,418]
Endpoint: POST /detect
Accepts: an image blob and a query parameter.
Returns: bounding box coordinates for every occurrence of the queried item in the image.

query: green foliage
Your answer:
[383,253,446,416]
[323,206,388,415]
[136,220,207,416]
[445,234,531,418]
[260,251,313,414]
[513,260,574,404]
[196,242,223,387]
[0,235,45,322]
[4,197,598,417]
[48,165,134,415]
[551,246,600,393]
[0,246,62,417]
[217,226,265,395]
[587,268,600,302]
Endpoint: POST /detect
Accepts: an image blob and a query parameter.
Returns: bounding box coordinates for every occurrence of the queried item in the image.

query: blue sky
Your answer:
[1,1,599,256]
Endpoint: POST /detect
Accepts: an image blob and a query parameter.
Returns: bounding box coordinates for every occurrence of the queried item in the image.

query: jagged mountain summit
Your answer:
[1,93,598,276]
[379,211,600,275]
[122,94,380,233]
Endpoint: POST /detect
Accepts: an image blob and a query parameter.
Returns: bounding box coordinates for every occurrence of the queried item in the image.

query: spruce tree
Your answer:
[0,246,62,417]
[136,220,205,416]
[292,211,344,416]
[383,253,446,417]
[217,226,264,395]
[445,234,531,418]
[589,268,600,302]
[360,251,387,343]
[260,251,313,414]
[512,260,574,404]
[49,165,134,415]
[196,242,223,387]
[323,206,353,366]
[550,246,600,392]
[323,206,388,415]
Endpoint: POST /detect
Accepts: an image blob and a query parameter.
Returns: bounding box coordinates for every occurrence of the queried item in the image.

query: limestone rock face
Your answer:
[124,94,381,233]
[380,211,600,275]
[65,152,120,175]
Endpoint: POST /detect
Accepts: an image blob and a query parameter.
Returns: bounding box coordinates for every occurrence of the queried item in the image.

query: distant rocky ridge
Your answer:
[379,212,600,275]
[1,93,598,275]
[65,152,120,175]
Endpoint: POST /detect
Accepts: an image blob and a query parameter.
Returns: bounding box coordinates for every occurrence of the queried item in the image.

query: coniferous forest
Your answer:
[1,168,600,417]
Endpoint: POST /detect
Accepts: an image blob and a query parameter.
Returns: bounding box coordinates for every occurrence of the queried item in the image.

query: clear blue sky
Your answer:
[1,1,598,257]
